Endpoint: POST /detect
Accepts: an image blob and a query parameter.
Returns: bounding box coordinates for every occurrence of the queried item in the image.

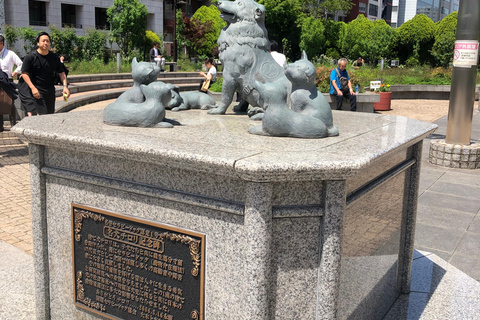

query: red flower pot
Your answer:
[374,92,392,111]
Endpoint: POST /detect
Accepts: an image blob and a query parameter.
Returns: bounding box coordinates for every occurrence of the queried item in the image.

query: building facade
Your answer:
[391,0,459,28]
[344,0,393,25]
[1,0,205,56]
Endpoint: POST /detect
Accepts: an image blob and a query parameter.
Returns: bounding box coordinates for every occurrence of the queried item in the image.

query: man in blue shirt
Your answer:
[330,58,356,111]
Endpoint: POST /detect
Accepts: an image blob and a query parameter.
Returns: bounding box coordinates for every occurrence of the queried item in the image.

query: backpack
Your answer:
[335,68,349,92]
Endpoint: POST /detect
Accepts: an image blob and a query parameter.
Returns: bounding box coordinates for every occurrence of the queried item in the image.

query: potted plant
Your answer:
[374,83,391,111]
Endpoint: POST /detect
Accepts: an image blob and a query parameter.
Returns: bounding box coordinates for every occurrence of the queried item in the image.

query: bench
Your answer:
[323,93,380,113]
[165,62,178,72]
[390,84,480,100]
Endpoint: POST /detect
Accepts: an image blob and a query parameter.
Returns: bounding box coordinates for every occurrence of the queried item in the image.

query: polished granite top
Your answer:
[12,110,437,181]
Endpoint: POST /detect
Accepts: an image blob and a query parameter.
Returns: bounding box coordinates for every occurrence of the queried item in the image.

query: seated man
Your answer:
[149,41,165,72]
[330,58,356,112]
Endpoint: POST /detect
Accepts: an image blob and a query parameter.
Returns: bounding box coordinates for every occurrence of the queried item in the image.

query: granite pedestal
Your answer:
[12,109,436,320]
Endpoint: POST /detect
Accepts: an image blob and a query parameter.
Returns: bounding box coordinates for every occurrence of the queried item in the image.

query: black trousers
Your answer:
[332,91,356,111]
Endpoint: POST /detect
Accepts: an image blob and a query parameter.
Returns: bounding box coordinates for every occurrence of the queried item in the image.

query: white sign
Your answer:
[453,40,479,68]
[370,81,381,90]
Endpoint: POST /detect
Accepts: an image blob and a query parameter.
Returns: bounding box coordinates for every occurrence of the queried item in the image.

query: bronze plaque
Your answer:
[72,204,205,320]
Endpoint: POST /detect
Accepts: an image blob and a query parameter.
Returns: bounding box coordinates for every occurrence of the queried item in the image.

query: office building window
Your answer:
[29,0,47,26]
[95,8,109,29]
[359,2,367,13]
[62,4,81,28]
[369,4,378,17]
[442,7,449,14]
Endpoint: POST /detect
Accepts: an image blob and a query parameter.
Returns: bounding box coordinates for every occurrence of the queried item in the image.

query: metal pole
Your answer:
[116,52,121,73]
[445,0,480,145]
[173,5,177,63]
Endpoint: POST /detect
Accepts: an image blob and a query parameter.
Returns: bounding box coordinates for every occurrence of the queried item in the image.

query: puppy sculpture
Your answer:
[103,82,178,128]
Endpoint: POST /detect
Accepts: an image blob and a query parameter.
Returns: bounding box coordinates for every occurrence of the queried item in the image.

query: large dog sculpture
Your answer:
[209,0,291,115]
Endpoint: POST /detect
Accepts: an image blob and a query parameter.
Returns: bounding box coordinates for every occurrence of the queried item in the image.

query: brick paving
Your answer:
[0,126,32,255]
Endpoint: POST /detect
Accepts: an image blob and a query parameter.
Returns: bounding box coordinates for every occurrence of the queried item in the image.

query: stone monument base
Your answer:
[12,109,436,320]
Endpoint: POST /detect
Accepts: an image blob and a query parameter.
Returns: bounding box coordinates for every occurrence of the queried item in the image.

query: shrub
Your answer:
[83,29,108,61]
[3,25,18,48]
[300,17,325,59]
[49,25,77,58]
[18,27,38,55]
[192,5,225,57]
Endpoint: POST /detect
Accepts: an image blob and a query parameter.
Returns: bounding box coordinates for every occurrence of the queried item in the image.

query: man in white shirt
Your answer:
[0,35,22,79]
[149,41,165,72]
[270,40,287,68]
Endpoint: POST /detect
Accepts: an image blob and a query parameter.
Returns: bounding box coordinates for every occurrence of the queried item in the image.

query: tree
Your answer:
[107,0,148,57]
[431,11,457,67]
[364,19,397,65]
[396,14,435,65]
[260,0,303,60]
[299,17,325,59]
[3,25,19,49]
[323,19,345,58]
[192,5,226,57]
[183,16,214,57]
[83,29,108,61]
[18,27,38,55]
[318,0,353,19]
[340,15,373,60]
[49,25,77,58]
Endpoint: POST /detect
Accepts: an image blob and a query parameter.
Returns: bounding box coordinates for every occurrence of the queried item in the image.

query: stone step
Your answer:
[67,72,207,83]
[54,77,204,97]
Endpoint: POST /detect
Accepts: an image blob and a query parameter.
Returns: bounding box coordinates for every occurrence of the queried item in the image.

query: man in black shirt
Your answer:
[18,32,70,116]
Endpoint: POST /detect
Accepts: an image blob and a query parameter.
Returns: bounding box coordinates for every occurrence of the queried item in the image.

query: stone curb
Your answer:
[429,139,480,169]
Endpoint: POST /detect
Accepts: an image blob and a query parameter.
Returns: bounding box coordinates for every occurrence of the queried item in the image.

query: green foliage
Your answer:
[432,11,457,67]
[107,0,148,57]
[323,19,345,58]
[299,17,325,59]
[72,36,85,61]
[176,54,202,71]
[318,0,353,18]
[83,29,108,61]
[209,77,223,92]
[396,14,435,65]
[3,25,19,48]
[49,25,77,58]
[192,5,226,57]
[176,9,186,58]
[341,15,373,60]
[18,27,38,54]
[260,0,303,60]
[364,20,397,65]
[68,58,132,75]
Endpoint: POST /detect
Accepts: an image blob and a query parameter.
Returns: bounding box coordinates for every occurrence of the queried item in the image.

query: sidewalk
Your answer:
[0,99,479,319]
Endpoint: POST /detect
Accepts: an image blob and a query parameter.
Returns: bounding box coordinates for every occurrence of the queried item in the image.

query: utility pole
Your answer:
[445,0,480,145]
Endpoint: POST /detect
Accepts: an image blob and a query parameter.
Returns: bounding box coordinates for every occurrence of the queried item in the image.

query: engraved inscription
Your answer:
[72,204,205,320]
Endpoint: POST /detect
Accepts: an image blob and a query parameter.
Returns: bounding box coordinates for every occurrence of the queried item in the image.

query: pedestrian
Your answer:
[330,58,356,112]
[18,31,70,116]
[353,57,364,69]
[149,41,165,72]
[56,54,70,85]
[0,35,22,80]
[270,40,287,68]
[198,58,216,92]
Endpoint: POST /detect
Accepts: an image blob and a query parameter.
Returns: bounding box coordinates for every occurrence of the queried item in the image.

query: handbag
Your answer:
[335,68,349,92]
[200,78,211,92]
